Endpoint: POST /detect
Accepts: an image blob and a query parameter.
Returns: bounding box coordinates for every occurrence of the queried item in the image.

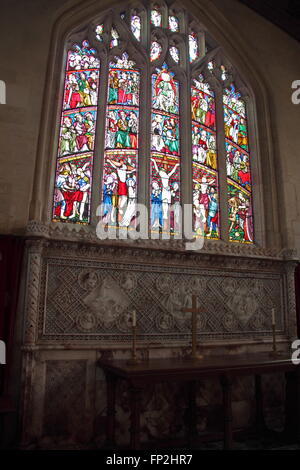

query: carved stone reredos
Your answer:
[23,234,298,347]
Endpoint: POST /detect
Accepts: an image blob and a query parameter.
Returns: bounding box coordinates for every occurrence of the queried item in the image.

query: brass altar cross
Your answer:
[182,295,205,360]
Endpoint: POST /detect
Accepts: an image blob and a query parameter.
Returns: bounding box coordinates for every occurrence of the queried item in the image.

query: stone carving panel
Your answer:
[38,254,286,343]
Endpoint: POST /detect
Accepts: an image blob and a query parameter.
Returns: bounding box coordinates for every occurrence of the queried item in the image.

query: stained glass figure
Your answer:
[207,61,214,72]
[59,110,96,157]
[95,24,104,42]
[170,46,179,63]
[224,84,253,243]
[110,27,119,48]
[151,156,180,233]
[226,142,251,191]
[107,70,139,106]
[169,15,179,32]
[220,65,227,81]
[228,183,253,243]
[191,76,219,238]
[192,74,214,96]
[102,53,140,228]
[110,52,136,70]
[223,84,247,150]
[150,41,162,62]
[192,126,216,168]
[53,154,92,223]
[151,65,180,234]
[151,7,162,27]
[191,81,215,130]
[223,84,246,117]
[102,151,137,227]
[67,42,99,71]
[53,41,100,224]
[152,66,179,114]
[131,14,141,41]
[193,165,218,238]
[224,107,248,150]
[105,109,139,149]
[63,71,99,110]
[189,32,198,62]
[151,113,179,155]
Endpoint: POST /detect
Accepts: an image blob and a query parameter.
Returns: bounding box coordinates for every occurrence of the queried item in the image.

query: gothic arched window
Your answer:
[52,2,254,245]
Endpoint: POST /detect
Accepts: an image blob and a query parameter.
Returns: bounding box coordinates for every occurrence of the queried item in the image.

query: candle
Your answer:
[271,308,275,325]
[132,310,136,327]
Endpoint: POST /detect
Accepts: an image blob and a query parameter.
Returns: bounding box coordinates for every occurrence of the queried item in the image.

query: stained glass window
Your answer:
[102,53,140,228]
[95,24,104,42]
[189,32,198,62]
[131,14,141,41]
[191,75,219,239]
[151,64,180,234]
[110,27,119,48]
[53,41,100,223]
[207,61,214,72]
[220,65,228,81]
[52,4,256,246]
[169,16,179,32]
[224,84,253,243]
[151,7,162,27]
[150,41,162,62]
[170,46,179,63]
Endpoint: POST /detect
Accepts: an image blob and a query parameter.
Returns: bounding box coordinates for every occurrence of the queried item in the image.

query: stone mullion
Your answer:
[90,52,109,228]
[181,9,193,239]
[199,30,206,60]
[139,11,151,225]
[138,65,150,211]
[215,87,229,243]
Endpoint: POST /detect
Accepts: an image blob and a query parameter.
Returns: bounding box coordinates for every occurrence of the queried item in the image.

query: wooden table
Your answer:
[98,354,300,450]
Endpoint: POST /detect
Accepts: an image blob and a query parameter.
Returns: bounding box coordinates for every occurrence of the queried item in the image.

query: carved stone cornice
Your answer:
[26,220,50,239]
[25,220,299,266]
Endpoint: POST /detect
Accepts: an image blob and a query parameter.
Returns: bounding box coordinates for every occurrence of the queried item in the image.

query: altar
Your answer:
[99,354,300,450]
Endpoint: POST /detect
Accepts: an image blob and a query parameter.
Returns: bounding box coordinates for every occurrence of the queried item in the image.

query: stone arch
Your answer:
[28,0,280,252]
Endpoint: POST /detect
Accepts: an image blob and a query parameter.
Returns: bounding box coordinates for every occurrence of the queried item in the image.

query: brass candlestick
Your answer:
[127,324,140,365]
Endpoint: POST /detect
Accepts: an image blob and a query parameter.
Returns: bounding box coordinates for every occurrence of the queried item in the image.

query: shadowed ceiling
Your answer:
[238,0,300,42]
